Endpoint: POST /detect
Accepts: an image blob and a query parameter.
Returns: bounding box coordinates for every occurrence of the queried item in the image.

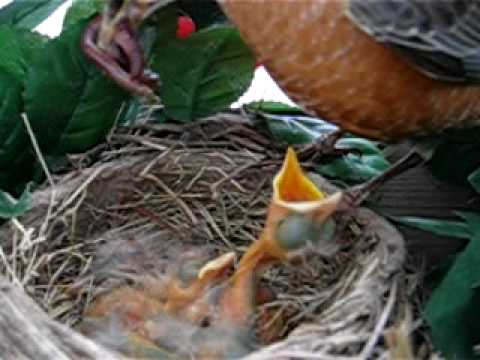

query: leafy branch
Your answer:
[0,0,254,215]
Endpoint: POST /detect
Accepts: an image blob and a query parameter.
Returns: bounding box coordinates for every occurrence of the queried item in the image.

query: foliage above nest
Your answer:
[0,0,254,196]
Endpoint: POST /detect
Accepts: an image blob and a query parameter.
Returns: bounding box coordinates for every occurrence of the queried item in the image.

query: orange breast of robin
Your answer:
[221,0,480,140]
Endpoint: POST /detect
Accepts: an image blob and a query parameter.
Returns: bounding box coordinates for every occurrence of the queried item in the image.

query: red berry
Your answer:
[177,16,196,39]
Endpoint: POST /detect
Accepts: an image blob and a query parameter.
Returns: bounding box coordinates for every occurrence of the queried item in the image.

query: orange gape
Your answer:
[219,0,480,140]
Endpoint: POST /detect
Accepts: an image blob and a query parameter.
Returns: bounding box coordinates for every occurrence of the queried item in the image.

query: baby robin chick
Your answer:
[79,148,342,359]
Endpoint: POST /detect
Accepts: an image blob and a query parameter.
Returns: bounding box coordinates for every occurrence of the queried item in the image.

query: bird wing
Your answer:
[347,0,480,83]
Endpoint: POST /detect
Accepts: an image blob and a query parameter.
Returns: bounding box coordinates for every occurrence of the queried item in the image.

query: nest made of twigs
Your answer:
[0,113,408,359]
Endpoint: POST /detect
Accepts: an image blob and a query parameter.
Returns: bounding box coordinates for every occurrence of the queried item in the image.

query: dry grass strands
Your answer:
[0,113,407,359]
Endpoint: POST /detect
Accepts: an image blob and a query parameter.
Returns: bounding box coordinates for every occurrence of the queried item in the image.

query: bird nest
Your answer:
[0,113,408,359]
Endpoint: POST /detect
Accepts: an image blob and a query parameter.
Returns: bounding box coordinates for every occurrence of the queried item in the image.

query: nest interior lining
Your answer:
[0,113,407,359]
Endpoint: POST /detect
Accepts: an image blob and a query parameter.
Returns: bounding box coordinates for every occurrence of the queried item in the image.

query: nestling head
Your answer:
[266,147,343,255]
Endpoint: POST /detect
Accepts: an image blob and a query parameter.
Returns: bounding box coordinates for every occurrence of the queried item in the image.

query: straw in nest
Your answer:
[0,114,410,359]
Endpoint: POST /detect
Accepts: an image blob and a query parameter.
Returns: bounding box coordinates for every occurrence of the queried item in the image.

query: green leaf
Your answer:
[253,112,338,145]
[458,211,480,239]
[336,137,384,156]
[0,69,36,193]
[314,135,390,183]
[0,0,69,30]
[25,21,129,155]
[468,166,480,194]
[117,99,143,126]
[362,154,390,171]
[317,153,389,183]
[392,216,472,239]
[117,99,168,126]
[0,185,32,218]
[425,212,480,359]
[0,72,29,167]
[63,0,102,28]
[0,27,47,192]
[0,25,46,81]
[152,25,255,122]
[245,101,305,116]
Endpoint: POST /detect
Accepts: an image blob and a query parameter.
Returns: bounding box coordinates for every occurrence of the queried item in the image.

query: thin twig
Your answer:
[22,114,55,188]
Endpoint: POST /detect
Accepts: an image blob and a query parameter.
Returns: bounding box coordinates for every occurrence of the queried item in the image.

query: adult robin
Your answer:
[220,0,480,140]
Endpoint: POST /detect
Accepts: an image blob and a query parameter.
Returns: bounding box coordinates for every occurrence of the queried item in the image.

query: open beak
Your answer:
[273,147,325,203]
[272,147,342,225]
[82,0,171,98]
[232,147,343,281]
